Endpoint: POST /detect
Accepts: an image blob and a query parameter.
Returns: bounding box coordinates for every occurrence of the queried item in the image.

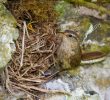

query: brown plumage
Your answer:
[56,30,81,70]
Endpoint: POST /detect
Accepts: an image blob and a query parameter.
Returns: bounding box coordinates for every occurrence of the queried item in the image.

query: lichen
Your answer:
[0,3,19,69]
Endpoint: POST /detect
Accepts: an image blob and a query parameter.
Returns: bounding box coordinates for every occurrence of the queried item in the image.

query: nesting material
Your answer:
[3,0,69,99]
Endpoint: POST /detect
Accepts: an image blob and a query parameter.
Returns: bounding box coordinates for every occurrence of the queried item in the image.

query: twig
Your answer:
[16,84,71,96]
[21,64,42,77]
[5,67,16,95]
[11,83,40,98]
[24,21,30,39]
[31,50,52,53]
[18,77,46,84]
[5,12,58,98]
[26,39,39,49]
[20,21,26,69]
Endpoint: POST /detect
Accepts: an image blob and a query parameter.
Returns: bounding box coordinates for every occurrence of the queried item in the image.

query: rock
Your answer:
[0,0,7,3]
[43,78,70,100]
[81,21,110,54]
[104,88,110,100]
[42,56,110,100]
[45,79,70,92]
[0,85,26,100]
[55,1,81,32]
[55,1,110,55]
[44,86,101,100]
[49,2,110,100]
[0,3,19,70]
[71,88,101,100]
[77,6,107,20]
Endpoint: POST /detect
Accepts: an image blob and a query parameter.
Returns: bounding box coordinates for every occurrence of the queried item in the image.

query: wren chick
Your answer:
[56,30,81,72]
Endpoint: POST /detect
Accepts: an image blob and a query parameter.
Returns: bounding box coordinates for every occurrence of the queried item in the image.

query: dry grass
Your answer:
[3,0,70,99]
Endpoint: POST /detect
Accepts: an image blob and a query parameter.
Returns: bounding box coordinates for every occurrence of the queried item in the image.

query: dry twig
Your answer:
[20,21,26,69]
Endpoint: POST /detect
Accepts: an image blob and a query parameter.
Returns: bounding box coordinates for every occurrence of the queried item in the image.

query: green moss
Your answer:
[18,1,58,22]
[100,45,110,54]
[80,18,91,32]
[99,23,110,34]
[67,68,80,76]
[55,0,79,21]
[60,59,80,76]
[88,44,110,54]
[70,17,91,35]
[54,1,68,18]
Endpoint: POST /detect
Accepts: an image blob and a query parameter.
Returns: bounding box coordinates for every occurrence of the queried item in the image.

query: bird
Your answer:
[56,30,106,76]
[56,30,81,72]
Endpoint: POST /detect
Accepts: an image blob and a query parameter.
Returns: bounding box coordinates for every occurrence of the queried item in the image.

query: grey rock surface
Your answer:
[104,88,110,100]
[0,3,19,69]
[43,55,110,100]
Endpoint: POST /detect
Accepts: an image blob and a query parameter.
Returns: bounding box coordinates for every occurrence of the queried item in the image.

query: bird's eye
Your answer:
[68,34,73,37]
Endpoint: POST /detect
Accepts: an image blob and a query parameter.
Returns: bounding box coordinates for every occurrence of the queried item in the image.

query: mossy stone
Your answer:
[0,3,19,70]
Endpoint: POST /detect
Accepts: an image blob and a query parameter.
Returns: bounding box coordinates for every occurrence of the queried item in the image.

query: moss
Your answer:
[11,0,58,22]
[80,18,91,32]
[99,23,110,34]
[55,0,80,21]
[67,68,80,76]
[69,17,91,35]
[60,59,80,76]
[54,1,68,18]
[78,17,91,40]
[100,45,110,54]
[88,44,110,54]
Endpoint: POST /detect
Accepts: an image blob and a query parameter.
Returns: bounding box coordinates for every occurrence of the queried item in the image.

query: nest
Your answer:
[2,0,70,99]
